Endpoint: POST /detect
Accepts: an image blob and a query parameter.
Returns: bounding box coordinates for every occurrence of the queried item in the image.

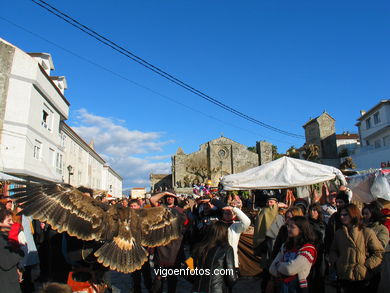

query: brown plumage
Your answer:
[12,183,185,273]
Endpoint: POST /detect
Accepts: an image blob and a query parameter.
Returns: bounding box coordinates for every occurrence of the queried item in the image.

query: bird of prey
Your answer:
[12,183,185,273]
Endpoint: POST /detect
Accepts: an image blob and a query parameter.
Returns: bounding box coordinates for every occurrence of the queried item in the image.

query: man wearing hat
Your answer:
[253,193,287,258]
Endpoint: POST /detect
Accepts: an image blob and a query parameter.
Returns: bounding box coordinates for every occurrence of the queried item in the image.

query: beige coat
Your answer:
[329,226,384,281]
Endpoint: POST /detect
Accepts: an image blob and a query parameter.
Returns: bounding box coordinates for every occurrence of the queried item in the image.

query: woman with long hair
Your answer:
[271,207,305,260]
[329,204,384,293]
[191,221,238,293]
[307,204,326,293]
[361,202,389,293]
[269,216,317,293]
[362,202,389,249]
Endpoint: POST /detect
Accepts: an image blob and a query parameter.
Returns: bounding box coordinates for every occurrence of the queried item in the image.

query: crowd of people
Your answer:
[0,183,389,293]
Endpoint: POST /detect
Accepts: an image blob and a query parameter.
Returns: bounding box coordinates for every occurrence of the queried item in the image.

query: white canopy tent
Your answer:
[221,156,346,190]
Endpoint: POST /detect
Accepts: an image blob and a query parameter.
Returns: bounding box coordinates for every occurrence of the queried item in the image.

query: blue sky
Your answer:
[1,0,388,189]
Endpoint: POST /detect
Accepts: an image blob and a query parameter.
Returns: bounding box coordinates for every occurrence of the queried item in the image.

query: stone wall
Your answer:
[171,136,272,188]
[257,141,273,165]
[150,174,172,192]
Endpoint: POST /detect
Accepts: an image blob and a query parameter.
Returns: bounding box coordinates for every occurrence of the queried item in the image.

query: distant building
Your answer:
[336,132,360,156]
[150,136,273,193]
[131,187,146,199]
[303,112,338,166]
[61,123,122,197]
[0,38,122,196]
[351,99,390,169]
[150,174,172,192]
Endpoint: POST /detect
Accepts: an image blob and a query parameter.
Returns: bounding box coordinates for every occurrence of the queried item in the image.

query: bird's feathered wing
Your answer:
[12,183,185,273]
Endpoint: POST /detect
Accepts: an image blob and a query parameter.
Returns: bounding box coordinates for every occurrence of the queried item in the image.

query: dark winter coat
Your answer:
[192,244,238,293]
[0,231,23,293]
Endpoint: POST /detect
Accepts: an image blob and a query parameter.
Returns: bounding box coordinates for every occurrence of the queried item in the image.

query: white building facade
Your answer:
[0,38,122,197]
[351,100,390,169]
[61,123,122,197]
[336,132,360,155]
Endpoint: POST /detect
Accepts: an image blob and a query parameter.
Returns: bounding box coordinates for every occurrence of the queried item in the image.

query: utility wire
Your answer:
[0,15,299,146]
[31,0,305,139]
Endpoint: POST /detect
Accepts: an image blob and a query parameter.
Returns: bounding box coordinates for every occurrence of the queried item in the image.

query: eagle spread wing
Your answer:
[12,183,184,273]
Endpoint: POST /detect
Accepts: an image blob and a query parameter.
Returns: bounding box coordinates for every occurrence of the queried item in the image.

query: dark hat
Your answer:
[294,198,308,211]
[266,196,279,202]
[336,191,349,204]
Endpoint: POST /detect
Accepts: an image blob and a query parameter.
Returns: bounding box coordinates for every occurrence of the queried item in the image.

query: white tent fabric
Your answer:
[221,156,346,190]
[347,170,390,202]
[0,172,25,182]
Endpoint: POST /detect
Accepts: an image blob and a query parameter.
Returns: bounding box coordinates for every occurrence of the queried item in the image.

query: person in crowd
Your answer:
[150,190,179,209]
[121,199,129,208]
[329,204,384,293]
[226,192,243,210]
[324,190,349,253]
[254,194,287,257]
[150,190,187,293]
[321,192,337,224]
[362,202,389,292]
[262,206,303,293]
[192,221,238,293]
[128,199,153,293]
[362,202,389,250]
[20,213,40,293]
[307,203,326,293]
[192,196,220,245]
[308,204,326,239]
[293,198,309,216]
[271,206,304,260]
[269,216,317,293]
[220,205,251,269]
[0,208,24,293]
[5,199,13,211]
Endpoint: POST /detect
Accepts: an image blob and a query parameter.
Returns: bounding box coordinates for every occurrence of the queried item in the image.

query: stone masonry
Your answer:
[168,136,272,190]
[303,112,339,166]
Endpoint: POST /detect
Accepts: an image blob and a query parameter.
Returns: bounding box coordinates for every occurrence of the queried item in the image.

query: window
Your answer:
[56,153,63,174]
[366,140,370,146]
[42,110,49,123]
[374,112,380,124]
[41,104,53,131]
[59,132,66,148]
[49,148,55,166]
[374,140,381,148]
[33,140,42,160]
[366,118,371,129]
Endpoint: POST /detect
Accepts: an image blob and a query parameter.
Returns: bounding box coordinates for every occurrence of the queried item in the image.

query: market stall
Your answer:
[221,156,346,190]
[347,169,390,203]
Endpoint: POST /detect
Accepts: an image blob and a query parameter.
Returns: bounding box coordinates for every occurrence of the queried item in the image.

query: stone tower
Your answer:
[303,112,338,164]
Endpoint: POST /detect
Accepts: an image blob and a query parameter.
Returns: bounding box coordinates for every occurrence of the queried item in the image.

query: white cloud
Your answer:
[70,109,173,189]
